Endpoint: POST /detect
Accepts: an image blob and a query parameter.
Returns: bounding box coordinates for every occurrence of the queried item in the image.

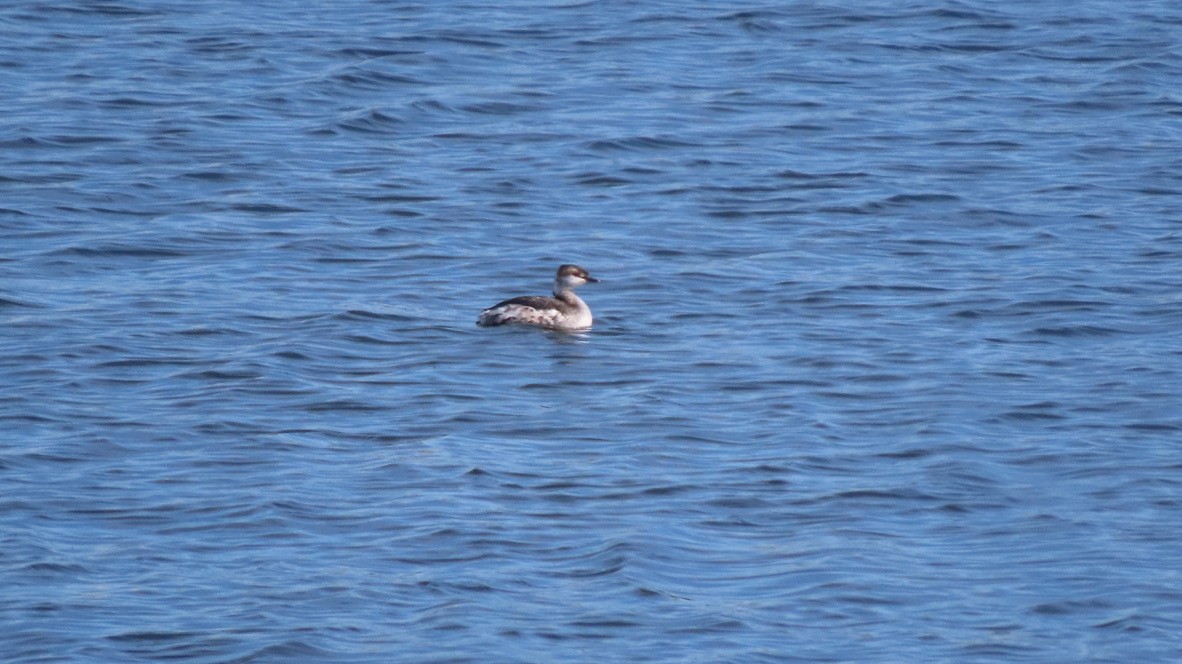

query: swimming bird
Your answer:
[476,264,599,330]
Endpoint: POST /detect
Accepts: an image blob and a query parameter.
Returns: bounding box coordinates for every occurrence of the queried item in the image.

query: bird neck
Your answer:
[553,288,585,308]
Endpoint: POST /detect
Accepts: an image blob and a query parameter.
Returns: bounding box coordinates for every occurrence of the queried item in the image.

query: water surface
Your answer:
[3,1,1181,662]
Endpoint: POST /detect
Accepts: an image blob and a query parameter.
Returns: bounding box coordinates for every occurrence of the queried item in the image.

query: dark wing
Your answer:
[486,295,555,310]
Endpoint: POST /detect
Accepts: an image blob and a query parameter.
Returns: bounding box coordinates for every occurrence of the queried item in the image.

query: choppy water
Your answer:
[3,1,1182,662]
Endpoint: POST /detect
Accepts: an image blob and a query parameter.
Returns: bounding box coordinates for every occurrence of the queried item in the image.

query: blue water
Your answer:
[3,1,1181,661]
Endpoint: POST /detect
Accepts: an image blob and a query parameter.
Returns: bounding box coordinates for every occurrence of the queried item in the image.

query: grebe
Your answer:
[477,264,599,330]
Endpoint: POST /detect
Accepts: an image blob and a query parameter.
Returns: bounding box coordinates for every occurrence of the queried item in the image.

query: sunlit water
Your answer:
[3,1,1181,662]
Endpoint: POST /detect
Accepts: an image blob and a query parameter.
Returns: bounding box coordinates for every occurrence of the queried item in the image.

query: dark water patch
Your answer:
[933,41,1015,54]
[583,135,697,152]
[22,562,87,574]
[933,139,1023,149]
[1029,599,1113,617]
[42,134,124,146]
[337,109,405,134]
[1029,325,1122,337]
[649,248,685,257]
[384,208,424,218]
[228,203,308,214]
[884,193,963,205]
[300,399,389,413]
[1019,299,1111,311]
[361,193,440,203]
[568,618,641,630]
[0,295,40,308]
[87,206,163,218]
[876,447,936,462]
[426,33,507,50]
[461,101,540,115]
[342,333,402,346]
[411,98,458,114]
[705,208,750,220]
[1124,422,1180,432]
[172,326,250,337]
[36,2,163,18]
[184,35,256,55]
[178,170,239,182]
[957,642,1043,658]
[818,204,875,215]
[52,243,185,258]
[1000,410,1065,421]
[432,131,486,140]
[178,369,264,381]
[335,47,423,59]
[107,631,203,643]
[99,96,189,109]
[0,136,50,149]
[231,642,336,662]
[1137,249,1181,259]
[837,283,949,294]
[571,172,632,187]
[620,166,664,176]
[94,357,201,369]
[1136,186,1179,196]
[1092,611,1144,631]
[706,495,773,509]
